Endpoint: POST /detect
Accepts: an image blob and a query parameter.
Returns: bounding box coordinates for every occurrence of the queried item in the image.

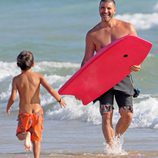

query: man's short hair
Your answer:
[17,50,34,70]
[100,0,116,6]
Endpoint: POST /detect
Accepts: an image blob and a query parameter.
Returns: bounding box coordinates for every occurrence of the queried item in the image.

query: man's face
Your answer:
[99,1,116,22]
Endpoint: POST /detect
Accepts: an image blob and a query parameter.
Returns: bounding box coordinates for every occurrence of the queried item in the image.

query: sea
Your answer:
[0,0,158,157]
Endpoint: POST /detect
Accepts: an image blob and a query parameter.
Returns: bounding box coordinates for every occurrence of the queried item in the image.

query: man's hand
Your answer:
[131,65,141,72]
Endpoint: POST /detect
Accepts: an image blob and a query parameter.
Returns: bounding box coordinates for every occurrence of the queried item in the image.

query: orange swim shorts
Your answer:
[16,108,44,142]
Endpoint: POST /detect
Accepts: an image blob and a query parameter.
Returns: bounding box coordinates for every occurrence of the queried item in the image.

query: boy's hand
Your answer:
[59,98,66,108]
[6,107,11,115]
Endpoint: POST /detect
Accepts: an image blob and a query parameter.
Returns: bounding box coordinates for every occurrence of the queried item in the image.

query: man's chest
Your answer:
[93,29,129,50]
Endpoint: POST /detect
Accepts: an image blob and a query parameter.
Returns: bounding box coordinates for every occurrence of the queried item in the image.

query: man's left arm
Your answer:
[129,24,141,72]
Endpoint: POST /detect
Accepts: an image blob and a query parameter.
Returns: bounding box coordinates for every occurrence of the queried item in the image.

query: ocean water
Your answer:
[0,0,158,156]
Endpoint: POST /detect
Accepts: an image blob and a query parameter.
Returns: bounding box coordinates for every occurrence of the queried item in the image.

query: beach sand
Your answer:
[1,151,158,158]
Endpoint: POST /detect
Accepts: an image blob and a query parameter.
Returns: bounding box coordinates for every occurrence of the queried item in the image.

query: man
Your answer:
[81,0,141,146]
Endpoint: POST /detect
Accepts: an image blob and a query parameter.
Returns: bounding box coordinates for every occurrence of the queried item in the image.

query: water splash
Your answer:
[104,136,128,156]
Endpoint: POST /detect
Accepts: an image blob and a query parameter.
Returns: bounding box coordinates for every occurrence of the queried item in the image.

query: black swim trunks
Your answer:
[97,88,133,115]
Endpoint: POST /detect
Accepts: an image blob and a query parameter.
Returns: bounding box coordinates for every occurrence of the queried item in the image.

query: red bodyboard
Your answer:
[59,35,152,105]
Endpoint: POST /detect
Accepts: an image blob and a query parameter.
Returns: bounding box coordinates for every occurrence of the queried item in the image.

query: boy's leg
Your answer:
[32,141,41,158]
[24,132,32,150]
[17,132,32,151]
[16,113,33,151]
[31,108,43,158]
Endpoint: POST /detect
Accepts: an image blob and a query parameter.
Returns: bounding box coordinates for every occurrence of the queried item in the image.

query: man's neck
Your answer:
[101,18,116,28]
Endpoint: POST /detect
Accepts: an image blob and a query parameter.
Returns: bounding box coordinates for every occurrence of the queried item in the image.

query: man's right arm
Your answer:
[81,32,95,67]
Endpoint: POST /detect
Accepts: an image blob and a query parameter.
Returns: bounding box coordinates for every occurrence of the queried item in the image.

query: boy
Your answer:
[6,50,66,158]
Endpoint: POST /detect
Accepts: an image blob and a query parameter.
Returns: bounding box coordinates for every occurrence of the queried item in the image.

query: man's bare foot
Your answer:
[24,132,32,151]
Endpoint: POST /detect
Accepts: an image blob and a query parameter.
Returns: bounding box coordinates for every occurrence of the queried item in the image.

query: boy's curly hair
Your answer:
[17,50,34,70]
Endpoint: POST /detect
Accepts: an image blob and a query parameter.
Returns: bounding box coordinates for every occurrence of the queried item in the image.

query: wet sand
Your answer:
[1,151,158,158]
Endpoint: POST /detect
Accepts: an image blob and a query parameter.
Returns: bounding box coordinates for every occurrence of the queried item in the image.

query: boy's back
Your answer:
[14,70,42,114]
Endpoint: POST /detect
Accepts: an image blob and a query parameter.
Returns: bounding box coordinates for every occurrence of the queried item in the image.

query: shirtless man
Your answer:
[81,0,141,146]
[6,51,66,158]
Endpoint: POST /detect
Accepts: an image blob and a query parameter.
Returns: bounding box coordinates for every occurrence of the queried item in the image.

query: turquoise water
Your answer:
[0,0,157,61]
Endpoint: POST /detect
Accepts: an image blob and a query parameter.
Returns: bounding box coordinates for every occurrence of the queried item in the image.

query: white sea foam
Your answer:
[43,74,71,89]
[0,83,12,100]
[0,61,77,102]
[35,61,79,71]
[1,61,158,129]
[0,61,79,81]
[46,96,101,124]
[132,96,158,128]
[116,12,158,30]
[46,95,158,129]
[154,2,158,11]
[0,61,19,81]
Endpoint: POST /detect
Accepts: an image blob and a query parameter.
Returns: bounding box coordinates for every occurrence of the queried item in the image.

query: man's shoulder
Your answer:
[87,23,101,35]
[117,19,136,35]
[116,19,134,28]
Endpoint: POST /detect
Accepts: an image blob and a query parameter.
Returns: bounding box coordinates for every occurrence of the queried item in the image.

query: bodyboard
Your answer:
[59,35,152,105]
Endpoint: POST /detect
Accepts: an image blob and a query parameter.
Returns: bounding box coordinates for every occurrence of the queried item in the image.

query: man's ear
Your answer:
[114,7,116,15]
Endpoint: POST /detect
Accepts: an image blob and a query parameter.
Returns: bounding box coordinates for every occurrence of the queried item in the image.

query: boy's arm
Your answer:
[6,78,17,114]
[40,74,66,108]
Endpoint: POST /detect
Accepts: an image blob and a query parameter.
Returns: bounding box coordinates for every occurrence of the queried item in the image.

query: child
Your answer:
[6,50,66,158]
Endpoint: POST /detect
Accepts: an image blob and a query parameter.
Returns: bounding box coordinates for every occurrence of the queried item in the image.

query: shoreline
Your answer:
[1,151,158,158]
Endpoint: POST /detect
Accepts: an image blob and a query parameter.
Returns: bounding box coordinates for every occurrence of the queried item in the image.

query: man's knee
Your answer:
[119,106,133,121]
